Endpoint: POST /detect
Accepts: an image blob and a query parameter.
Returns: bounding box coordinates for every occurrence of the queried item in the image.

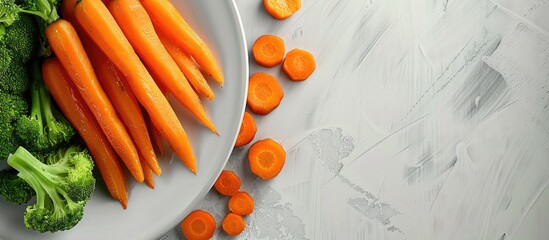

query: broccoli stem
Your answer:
[39,84,58,135]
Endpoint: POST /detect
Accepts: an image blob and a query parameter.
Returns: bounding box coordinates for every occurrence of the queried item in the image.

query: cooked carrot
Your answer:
[235,112,257,147]
[83,37,162,176]
[263,0,301,20]
[252,35,285,67]
[140,0,224,85]
[144,111,165,156]
[213,170,241,196]
[72,0,197,173]
[140,153,155,189]
[228,191,254,216]
[248,138,286,180]
[181,210,216,240]
[222,213,246,236]
[283,48,316,81]
[42,58,128,208]
[158,31,214,100]
[45,19,144,182]
[108,0,217,134]
[247,72,284,115]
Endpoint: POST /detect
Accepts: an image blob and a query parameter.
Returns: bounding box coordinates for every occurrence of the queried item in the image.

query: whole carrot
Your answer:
[45,19,144,182]
[63,0,162,176]
[140,0,224,85]
[158,31,214,101]
[71,0,197,173]
[42,58,128,208]
[108,0,217,134]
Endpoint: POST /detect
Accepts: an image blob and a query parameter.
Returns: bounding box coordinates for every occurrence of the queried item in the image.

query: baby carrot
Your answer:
[283,48,316,81]
[140,153,155,189]
[213,170,241,196]
[42,58,128,208]
[248,138,286,180]
[45,19,144,182]
[140,0,224,85]
[158,31,214,100]
[247,72,284,115]
[181,210,216,240]
[234,112,257,147]
[263,0,301,20]
[72,0,197,173]
[222,213,246,236]
[228,191,254,216]
[108,0,217,134]
[252,35,285,67]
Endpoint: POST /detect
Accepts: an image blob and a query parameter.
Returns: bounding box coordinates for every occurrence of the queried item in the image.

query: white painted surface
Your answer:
[160,0,549,239]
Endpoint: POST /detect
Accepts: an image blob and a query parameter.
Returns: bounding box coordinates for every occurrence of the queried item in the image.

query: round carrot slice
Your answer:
[252,35,285,67]
[235,112,257,147]
[263,0,301,20]
[228,191,254,216]
[283,48,316,81]
[180,210,216,240]
[246,72,284,115]
[213,170,241,196]
[248,138,286,180]
[222,213,246,236]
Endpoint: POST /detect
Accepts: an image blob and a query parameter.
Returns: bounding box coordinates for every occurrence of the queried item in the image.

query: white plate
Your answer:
[0,0,248,239]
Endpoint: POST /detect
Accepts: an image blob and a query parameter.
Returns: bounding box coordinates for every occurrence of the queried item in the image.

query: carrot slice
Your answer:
[263,0,301,20]
[42,58,128,208]
[73,0,197,173]
[222,213,246,236]
[228,191,254,216]
[181,210,216,240]
[45,19,144,182]
[108,0,217,134]
[213,170,241,196]
[283,48,316,81]
[247,72,284,115]
[252,35,285,67]
[158,31,214,100]
[234,112,257,147]
[140,0,224,85]
[248,138,286,180]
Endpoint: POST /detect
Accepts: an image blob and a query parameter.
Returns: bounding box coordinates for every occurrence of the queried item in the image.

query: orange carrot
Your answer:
[181,210,216,240]
[228,191,254,216]
[248,138,286,180]
[42,58,128,208]
[247,72,284,115]
[213,170,241,196]
[140,0,224,85]
[144,111,165,156]
[108,0,217,134]
[158,31,214,100]
[263,0,301,20]
[72,0,197,173]
[222,213,246,236]
[140,153,155,189]
[88,47,162,176]
[283,48,316,81]
[234,112,257,147]
[45,19,144,182]
[252,35,285,67]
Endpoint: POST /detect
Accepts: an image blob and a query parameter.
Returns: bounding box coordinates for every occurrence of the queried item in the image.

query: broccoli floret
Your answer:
[0,168,34,204]
[0,122,18,160]
[7,146,95,233]
[16,60,75,152]
[0,14,38,62]
[0,58,30,94]
[0,92,28,124]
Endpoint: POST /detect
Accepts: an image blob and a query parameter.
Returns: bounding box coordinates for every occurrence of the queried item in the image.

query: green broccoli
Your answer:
[7,145,95,233]
[16,60,75,152]
[0,14,38,62]
[0,92,27,159]
[0,58,30,95]
[0,168,34,204]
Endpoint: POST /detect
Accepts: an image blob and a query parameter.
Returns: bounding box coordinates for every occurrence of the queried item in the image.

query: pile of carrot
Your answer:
[180,2,317,237]
[40,0,223,208]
